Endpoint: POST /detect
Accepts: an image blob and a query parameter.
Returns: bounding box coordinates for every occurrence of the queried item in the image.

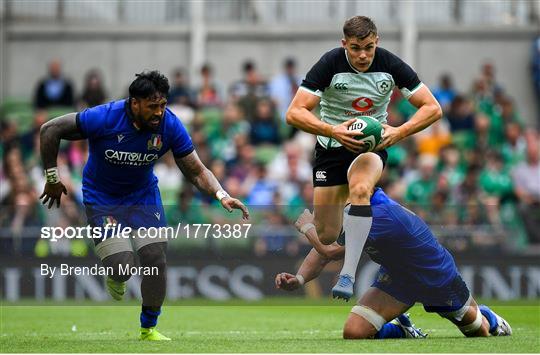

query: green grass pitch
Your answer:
[1,299,539,353]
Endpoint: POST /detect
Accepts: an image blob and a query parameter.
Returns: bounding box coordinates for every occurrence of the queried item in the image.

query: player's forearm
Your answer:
[297,248,332,283]
[40,123,62,170]
[303,227,345,260]
[398,103,442,139]
[175,151,224,197]
[286,107,334,137]
[190,167,224,197]
[40,113,83,169]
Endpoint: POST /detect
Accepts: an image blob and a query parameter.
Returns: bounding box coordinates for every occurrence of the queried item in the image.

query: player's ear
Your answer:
[341,38,347,48]
[131,97,140,113]
[375,36,379,45]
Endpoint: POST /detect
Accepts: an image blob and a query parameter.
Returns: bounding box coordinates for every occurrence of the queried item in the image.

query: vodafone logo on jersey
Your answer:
[351,97,374,112]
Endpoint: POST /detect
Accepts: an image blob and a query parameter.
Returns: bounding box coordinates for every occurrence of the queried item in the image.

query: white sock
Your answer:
[339,205,372,280]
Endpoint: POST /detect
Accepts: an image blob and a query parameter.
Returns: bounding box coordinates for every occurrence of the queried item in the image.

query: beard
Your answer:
[134,115,161,132]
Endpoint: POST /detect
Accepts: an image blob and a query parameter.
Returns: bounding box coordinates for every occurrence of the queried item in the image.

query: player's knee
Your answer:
[343,308,380,339]
[138,242,167,269]
[342,321,374,339]
[103,251,134,282]
[348,183,372,201]
[316,222,340,245]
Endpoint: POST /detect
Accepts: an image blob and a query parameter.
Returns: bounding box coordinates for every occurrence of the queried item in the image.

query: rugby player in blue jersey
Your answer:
[276,188,512,340]
[39,71,249,341]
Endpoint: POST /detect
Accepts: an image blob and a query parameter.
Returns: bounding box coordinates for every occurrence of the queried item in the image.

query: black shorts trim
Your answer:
[312,142,387,187]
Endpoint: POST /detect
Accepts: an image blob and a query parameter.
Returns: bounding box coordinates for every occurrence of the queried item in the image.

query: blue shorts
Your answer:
[371,266,471,314]
[84,184,167,246]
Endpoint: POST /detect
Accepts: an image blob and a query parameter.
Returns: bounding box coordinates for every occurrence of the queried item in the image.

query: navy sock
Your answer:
[374,323,405,339]
[140,306,161,328]
[479,305,498,334]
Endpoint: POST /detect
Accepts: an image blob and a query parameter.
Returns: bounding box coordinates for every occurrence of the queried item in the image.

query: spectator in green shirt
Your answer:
[479,151,514,200]
[501,122,526,169]
[405,155,438,217]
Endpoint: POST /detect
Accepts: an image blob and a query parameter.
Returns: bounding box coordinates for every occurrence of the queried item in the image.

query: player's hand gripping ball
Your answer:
[347,117,384,152]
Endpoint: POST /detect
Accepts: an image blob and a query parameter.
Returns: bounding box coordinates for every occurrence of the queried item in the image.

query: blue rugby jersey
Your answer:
[339,188,458,288]
[76,99,194,199]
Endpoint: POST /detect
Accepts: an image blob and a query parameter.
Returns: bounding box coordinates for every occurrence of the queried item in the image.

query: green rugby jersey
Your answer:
[301,47,423,148]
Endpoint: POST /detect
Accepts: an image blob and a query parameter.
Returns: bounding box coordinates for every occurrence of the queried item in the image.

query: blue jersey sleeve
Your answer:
[76,104,109,139]
[167,112,194,158]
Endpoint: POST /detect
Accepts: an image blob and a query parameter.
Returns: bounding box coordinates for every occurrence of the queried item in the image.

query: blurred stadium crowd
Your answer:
[1,56,539,258]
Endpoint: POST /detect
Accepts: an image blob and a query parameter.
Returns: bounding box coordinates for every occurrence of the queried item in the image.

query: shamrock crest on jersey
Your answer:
[376,79,392,95]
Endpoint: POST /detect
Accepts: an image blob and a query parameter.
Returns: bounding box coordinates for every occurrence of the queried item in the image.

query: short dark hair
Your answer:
[173,68,185,78]
[201,63,212,74]
[243,60,255,73]
[129,70,170,100]
[284,57,296,68]
[343,16,377,39]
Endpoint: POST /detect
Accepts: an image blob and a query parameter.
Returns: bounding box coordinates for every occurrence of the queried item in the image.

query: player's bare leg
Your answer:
[313,185,349,245]
[333,153,383,300]
[94,234,134,301]
[137,242,170,341]
[442,297,512,337]
[102,251,134,300]
[343,287,424,339]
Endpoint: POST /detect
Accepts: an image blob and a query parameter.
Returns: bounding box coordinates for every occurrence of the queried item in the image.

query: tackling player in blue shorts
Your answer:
[275,188,512,340]
[39,71,249,341]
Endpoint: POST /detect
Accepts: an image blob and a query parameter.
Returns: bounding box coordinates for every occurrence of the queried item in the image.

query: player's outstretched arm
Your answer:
[39,113,84,208]
[286,90,366,153]
[378,85,442,150]
[174,151,249,220]
[275,248,332,291]
[295,209,345,260]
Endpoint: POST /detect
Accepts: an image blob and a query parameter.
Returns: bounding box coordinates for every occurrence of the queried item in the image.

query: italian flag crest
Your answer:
[147,134,163,151]
[102,216,118,227]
